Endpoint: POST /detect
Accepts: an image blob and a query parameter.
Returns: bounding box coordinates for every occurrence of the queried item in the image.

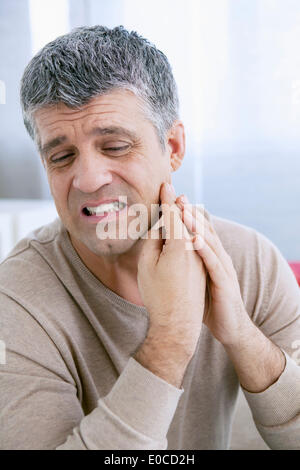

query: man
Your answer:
[0,25,299,450]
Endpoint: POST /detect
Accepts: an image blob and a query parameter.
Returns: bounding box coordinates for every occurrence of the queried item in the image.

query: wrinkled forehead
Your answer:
[35,90,146,128]
[33,90,150,148]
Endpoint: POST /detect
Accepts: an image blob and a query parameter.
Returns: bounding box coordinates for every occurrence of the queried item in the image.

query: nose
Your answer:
[72,152,113,193]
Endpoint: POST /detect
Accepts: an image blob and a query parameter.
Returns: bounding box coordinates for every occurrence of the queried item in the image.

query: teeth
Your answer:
[86,201,126,216]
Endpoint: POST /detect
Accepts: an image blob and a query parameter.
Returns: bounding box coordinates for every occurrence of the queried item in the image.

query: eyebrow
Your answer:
[39,126,139,158]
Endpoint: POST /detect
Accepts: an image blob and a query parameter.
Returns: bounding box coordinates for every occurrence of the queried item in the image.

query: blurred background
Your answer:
[0,0,299,450]
[0,0,300,263]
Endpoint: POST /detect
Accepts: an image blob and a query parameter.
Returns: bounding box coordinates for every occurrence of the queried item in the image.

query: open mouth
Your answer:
[82,201,127,217]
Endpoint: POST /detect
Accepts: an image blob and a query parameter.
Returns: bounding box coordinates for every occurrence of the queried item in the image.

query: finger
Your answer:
[173,206,193,240]
[182,205,206,236]
[177,196,205,229]
[177,198,207,242]
[160,182,176,206]
[178,197,217,243]
[175,194,185,206]
[178,197,233,275]
[192,232,226,288]
[192,209,233,275]
[160,183,185,245]
[160,183,183,219]
[140,216,164,266]
[175,196,196,241]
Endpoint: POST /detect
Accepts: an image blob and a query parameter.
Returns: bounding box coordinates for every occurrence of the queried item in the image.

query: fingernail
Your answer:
[167,183,176,197]
[181,195,189,204]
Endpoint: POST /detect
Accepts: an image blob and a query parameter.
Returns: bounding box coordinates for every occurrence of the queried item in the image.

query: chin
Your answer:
[87,237,140,257]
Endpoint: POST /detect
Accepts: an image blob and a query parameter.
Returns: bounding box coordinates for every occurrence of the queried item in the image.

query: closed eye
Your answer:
[50,144,130,164]
[51,154,74,163]
[104,145,130,152]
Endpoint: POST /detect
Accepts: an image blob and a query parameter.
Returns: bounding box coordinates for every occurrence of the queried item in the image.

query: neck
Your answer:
[69,234,145,306]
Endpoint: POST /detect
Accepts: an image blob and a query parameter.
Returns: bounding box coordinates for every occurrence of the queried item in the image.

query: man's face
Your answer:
[34,89,173,257]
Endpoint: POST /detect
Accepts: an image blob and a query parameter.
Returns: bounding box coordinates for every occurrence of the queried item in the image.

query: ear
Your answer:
[166,121,186,172]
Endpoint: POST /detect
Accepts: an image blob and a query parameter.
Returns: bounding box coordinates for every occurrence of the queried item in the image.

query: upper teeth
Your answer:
[86,201,126,215]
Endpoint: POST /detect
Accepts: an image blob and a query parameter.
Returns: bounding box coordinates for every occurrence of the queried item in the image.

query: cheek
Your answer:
[125,159,163,199]
[47,172,70,208]
[131,151,168,182]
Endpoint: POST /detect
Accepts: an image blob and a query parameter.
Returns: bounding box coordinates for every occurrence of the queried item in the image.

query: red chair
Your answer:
[288,262,300,287]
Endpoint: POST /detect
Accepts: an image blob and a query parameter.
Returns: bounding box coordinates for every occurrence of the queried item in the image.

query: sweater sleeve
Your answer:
[57,358,183,450]
[241,232,300,450]
[0,293,183,450]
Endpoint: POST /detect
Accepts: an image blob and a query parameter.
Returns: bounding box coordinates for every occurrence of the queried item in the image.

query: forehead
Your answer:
[34,89,148,144]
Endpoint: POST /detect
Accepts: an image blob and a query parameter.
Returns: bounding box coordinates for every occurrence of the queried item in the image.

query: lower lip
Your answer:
[80,206,128,223]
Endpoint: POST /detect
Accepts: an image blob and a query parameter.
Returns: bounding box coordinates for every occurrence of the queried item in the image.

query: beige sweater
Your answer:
[0,213,299,450]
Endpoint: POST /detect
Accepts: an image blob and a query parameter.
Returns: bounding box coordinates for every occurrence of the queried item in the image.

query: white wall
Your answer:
[0,0,49,199]
[0,0,299,259]
[0,200,58,261]
[202,0,300,261]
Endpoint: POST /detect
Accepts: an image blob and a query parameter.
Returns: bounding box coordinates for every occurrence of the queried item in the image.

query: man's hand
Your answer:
[176,195,286,392]
[135,183,207,388]
[176,195,253,347]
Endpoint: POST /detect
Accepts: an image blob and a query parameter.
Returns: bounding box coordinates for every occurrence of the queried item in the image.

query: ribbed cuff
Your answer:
[242,350,300,426]
[101,357,184,441]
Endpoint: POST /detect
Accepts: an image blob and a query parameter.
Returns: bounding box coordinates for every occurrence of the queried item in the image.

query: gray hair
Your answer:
[20,25,180,151]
